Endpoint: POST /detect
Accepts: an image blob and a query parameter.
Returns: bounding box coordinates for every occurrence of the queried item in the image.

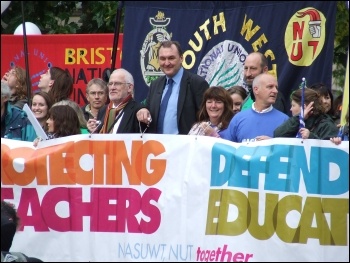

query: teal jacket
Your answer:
[2,102,37,142]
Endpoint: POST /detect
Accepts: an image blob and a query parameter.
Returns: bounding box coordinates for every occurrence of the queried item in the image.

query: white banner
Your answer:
[1,135,349,262]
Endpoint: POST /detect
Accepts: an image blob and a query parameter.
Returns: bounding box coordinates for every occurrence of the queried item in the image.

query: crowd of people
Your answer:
[1,41,347,147]
[0,40,348,261]
[1,41,348,146]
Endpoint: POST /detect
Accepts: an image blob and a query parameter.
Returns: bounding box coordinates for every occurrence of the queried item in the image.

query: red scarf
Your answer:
[100,94,132,133]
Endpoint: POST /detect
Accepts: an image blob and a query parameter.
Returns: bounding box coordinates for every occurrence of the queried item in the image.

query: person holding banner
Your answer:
[188,86,234,137]
[136,40,209,134]
[1,82,36,141]
[274,88,338,139]
[37,67,73,104]
[330,106,349,145]
[87,68,145,134]
[1,66,30,110]
[222,73,289,142]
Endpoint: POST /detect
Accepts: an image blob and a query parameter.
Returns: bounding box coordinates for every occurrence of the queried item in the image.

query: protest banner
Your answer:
[1,33,123,106]
[1,135,348,262]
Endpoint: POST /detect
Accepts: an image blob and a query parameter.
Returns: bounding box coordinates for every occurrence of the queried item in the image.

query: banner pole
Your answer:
[340,52,349,126]
[21,1,32,107]
[111,1,124,72]
[104,1,124,83]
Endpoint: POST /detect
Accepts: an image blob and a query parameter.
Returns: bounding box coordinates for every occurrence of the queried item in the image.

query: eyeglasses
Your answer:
[107,82,130,87]
[88,91,105,96]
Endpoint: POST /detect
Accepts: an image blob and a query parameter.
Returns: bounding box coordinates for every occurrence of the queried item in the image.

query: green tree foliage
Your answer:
[1,1,348,90]
[1,1,121,34]
[1,1,81,34]
[79,2,123,33]
[333,1,349,89]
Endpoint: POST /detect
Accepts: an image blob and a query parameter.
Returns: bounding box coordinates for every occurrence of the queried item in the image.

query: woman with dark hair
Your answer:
[188,86,234,138]
[46,105,81,139]
[31,91,53,130]
[33,104,81,146]
[1,66,31,109]
[274,88,338,139]
[37,66,73,103]
[309,82,334,117]
[53,99,89,134]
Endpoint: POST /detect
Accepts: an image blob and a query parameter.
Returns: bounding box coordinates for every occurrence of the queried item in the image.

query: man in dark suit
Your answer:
[86,68,145,134]
[137,40,209,134]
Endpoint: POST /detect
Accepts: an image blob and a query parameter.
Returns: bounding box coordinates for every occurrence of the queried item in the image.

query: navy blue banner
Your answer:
[122,1,336,108]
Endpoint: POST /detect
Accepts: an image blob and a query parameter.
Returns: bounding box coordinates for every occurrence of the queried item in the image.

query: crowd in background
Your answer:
[1,41,348,147]
[1,41,348,146]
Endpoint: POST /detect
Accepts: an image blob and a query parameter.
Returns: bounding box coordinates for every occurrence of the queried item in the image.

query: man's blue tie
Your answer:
[157,78,173,134]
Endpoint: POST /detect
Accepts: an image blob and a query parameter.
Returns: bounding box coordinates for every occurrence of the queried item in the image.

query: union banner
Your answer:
[1,34,123,106]
[122,1,336,110]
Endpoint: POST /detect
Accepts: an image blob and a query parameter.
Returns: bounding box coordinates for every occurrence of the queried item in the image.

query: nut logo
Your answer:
[284,8,325,66]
